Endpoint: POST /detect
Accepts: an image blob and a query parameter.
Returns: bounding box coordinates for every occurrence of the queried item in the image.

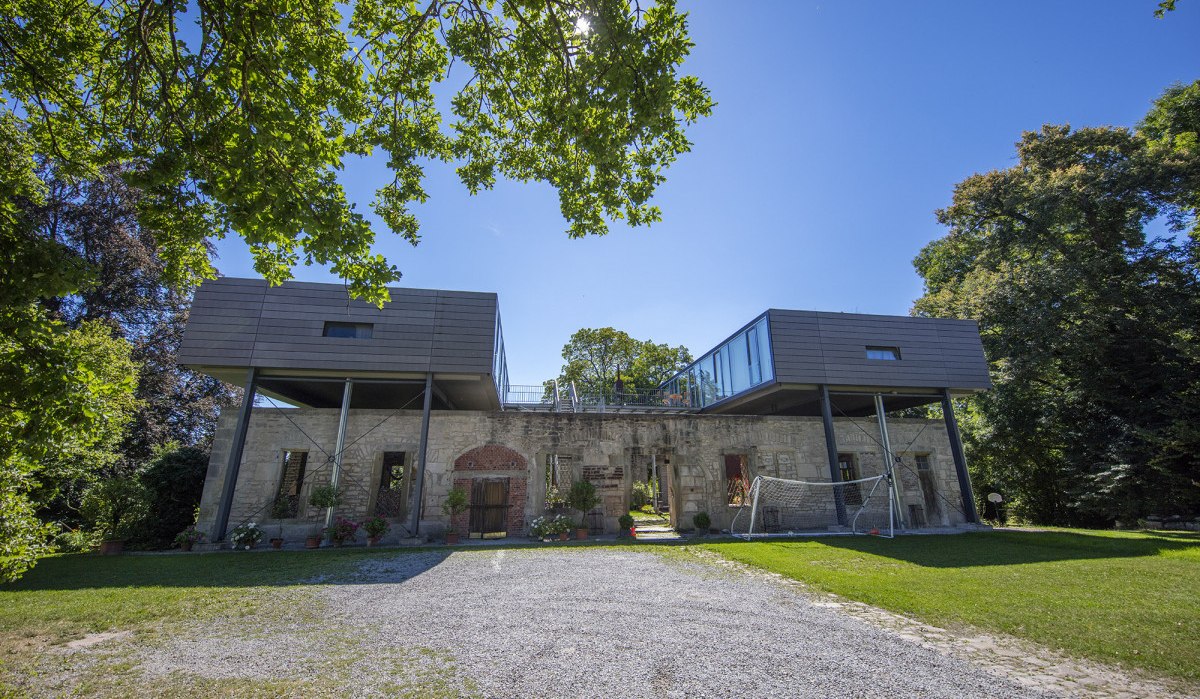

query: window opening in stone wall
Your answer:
[374,452,407,518]
[915,453,941,523]
[323,321,374,338]
[725,454,750,506]
[545,454,572,510]
[838,453,862,506]
[276,450,308,517]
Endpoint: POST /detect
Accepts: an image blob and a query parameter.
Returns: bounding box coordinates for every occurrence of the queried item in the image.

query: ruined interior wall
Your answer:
[198,409,966,541]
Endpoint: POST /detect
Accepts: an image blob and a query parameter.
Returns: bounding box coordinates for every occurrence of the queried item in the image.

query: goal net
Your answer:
[729,474,895,539]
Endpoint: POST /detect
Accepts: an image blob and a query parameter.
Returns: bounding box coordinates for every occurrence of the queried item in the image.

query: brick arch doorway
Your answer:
[452,445,528,539]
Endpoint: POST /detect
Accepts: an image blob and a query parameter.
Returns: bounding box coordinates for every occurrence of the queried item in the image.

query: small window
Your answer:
[866,346,900,361]
[323,321,374,339]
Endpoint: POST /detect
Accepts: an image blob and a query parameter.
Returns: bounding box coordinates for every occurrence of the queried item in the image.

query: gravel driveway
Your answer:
[287,547,1048,698]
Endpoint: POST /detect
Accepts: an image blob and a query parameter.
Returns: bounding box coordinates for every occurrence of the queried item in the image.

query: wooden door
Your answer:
[469,478,509,539]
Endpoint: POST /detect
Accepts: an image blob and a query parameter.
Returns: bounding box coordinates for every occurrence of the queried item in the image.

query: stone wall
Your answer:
[197,408,969,542]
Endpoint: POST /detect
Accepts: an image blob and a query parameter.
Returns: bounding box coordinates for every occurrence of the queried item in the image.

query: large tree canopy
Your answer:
[556,327,691,397]
[0,0,713,302]
[913,81,1200,526]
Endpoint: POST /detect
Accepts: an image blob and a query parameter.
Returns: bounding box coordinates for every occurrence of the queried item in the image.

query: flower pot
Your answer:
[99,540,123,555]
[575,528,588,540]
[367,536,382,547]
[180,541,194,552]
[446,532,460,545]
[270,538,284,549]
[305,536,321,549]
[630,526,637,539]
[558,532,568,541]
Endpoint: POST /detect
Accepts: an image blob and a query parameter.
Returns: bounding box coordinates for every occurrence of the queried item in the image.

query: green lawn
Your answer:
[702,529,1200,683]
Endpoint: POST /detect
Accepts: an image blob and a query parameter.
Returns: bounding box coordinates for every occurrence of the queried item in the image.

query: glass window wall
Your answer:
[661,315,773,409]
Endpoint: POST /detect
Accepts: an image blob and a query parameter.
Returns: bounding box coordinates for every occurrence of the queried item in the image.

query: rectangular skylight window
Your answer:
[866,346,900,361]
[323,321,374,339]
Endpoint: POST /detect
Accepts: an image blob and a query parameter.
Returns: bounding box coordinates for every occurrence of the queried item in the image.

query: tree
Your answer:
[557,327,692,397]
[34,166,239,468]
[0,0,713,303]
[912,81,1200,526]
[1,115,141,579]
[136,445,210,548]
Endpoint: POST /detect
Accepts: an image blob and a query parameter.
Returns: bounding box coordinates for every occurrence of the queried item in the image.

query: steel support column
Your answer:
[325,378,354,529]
[214,367,258,542]
[874,393,906,528]
[942,389,979,523]
[820,385,847,526]
[409,374,434,536]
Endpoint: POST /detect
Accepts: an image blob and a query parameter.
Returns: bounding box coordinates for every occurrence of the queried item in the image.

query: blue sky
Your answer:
[213,1,1199,387]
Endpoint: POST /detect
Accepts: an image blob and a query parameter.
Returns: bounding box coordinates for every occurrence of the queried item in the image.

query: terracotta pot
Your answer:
[305,536,321,549]
[99,540,123,555]
[270,538,284,549]
[180,541,194,552]
[367,536,382,547]
[558,532,569,541]
[575,528,588,540]
[446,532,460,545]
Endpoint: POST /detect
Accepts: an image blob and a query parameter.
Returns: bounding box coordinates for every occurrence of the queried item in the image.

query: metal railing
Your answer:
[502,383,695,412]
[503,385,556,407]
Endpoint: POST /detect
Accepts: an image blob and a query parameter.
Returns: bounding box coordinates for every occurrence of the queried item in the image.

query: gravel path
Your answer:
[311,547,1051,698]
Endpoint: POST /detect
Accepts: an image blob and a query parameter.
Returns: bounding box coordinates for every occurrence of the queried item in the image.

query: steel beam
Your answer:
[409,374,434,536]
[820,385,847,526]
[213,367,258,542]
[942,389,980,523]
[325,378,354,530]
[874,393,906,528]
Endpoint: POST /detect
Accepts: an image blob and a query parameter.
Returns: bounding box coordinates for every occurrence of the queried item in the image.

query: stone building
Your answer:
[181,278,990,543]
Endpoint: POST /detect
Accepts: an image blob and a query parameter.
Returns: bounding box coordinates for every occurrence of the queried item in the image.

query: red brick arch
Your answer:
[454,444,526,472]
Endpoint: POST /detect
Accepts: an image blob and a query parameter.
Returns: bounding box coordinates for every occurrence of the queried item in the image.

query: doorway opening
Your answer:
[469,477,510,539]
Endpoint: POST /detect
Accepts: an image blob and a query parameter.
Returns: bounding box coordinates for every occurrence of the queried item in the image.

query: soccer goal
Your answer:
[729,474,896,539]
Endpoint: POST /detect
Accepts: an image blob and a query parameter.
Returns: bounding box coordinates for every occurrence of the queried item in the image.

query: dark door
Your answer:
[469,478,509,539]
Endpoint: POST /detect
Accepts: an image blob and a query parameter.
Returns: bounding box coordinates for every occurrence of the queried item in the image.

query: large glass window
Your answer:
[661,314,773,409]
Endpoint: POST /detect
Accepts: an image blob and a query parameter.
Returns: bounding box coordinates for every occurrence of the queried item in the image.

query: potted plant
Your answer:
[306,484,342,548]
[693,511,711,537]
[362,515,389,546]
[269,495,291,549]
[566,480,601,540]
[230,522,264,550]
[618,513,635,539]
[552,515,573,541]
[80,478,147,555]
[325,516,359,546]
[442,486,469,545]
[174,525,205,552]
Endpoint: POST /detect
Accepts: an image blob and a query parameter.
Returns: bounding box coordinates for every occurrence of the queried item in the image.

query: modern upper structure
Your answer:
[180,277,990,544]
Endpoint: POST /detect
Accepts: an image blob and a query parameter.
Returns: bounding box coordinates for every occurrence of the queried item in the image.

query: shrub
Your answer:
[362,515,389,538]
[531,514,574,537]
[325,516,359,543]
[308,484,342,509]
[693,511,711,533]
[618,513,635,530]
[80,478,148,541]
[173,525,205,546]
[566,480,601,527]
[442,487,469,517]
[52,525,99,553]
[630,481,654,509]
[135,446,209,549]
[229,522,264,549]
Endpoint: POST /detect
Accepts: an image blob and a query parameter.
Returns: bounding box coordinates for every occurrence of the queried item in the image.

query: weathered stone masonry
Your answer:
[197,408,966,542]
